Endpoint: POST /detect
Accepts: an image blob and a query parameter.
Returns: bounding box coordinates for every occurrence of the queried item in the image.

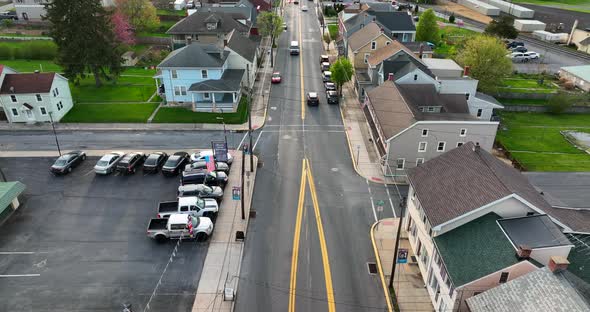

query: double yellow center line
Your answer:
[289,159,336,312]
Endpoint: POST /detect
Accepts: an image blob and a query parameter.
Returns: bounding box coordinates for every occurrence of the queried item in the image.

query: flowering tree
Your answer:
[112,11,135,45]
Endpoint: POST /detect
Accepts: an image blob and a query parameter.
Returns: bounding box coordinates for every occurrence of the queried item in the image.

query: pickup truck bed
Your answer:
[158,201,178,213]
[147,218,168,231]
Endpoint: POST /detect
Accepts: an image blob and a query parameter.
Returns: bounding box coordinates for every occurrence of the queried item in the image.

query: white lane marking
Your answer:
[366,179,377,222]
[253,131,264,151]
[236,132,249,151]
[0,251,49,255]
[83,169,95,176]
[264,124,344,127]
[385,186,397,218]
[0,274,40,277]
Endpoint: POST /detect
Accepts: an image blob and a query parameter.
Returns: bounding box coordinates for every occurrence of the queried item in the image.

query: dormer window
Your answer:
[206,22,217,30]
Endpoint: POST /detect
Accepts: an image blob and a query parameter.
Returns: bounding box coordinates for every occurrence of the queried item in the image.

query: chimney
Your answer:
[388,73,394,81]
[473,142,480,152]
[223,39,228,47]
[419,43,424,59]
[463,66,470,77]
[548,256,569,273]
[516,245,532,260]
[380,28,384,33]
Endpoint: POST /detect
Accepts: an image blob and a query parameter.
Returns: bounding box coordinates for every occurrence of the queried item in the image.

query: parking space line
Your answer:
[0,251,48,255]
[83,169,95,176]
[253,131,264,151]
[237,132,248,151]
[0,274,40,277]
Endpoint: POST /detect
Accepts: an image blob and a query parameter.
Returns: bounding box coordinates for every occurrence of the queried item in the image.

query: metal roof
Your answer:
[0,182,25,214]
[498,215,573,249]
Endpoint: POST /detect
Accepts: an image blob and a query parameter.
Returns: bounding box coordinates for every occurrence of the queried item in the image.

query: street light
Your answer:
[48,111,61,156]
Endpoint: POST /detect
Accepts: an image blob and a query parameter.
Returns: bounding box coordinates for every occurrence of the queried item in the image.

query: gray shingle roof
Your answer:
[188,69,245,92]
[344,10,415,33]
[407,142,564,228]
[498,215,572,249]
[226,30,258,62]
[466,267,590,312]
[157,44,229,68]
[0,182,25,214]
[396,84,470,114]
[167,11,250,35]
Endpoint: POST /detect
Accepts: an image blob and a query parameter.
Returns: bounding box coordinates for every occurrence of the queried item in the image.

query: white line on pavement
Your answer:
[385,186,397,218]
[366,179,377,222]
[0,251,48,255]
[0,274,40,277]
[259,130,344,133]
[253,131,263,151]
[263,125,344,127]
[236,132,248,151]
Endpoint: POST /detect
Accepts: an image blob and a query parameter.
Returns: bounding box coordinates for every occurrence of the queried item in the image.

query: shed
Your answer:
[0,181,26,216]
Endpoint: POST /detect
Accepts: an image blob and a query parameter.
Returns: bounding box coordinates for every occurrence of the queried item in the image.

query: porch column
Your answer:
[191,93,196,111]
[212,92,216,112]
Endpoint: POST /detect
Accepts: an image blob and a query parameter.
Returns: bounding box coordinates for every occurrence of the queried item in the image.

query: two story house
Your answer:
[404,142,586,311]
[155,36,257,112]
[192,0,258,32]
[13,0,113,22]
[167,11,251,49]
[0,65,73,123]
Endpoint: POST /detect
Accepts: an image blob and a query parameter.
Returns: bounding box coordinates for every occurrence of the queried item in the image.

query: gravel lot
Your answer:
[0,157,206,312]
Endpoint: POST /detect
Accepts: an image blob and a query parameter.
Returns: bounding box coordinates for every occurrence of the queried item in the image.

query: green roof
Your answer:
[0,182,26,213]
[434,213,519,287]
[567,234,590,285]
[561,65,590,81]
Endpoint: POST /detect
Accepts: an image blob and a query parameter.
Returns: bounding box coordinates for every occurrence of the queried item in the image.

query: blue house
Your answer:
[155,43,246,112]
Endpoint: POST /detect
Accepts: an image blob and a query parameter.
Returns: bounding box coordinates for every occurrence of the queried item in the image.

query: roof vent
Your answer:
[473,142,480,153]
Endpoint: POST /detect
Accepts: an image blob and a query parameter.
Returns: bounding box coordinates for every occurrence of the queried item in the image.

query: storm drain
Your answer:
[367,262,377,275]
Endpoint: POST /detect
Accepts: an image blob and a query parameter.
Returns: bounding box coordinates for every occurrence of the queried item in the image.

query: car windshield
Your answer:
[203,185,213,193]
[190,216,200,228]
[273,73,280,77]
[97,160,109,166]
[197,198,205,209]
[164,156,179,166]
[145,157,157,165]
[54,159,68,166]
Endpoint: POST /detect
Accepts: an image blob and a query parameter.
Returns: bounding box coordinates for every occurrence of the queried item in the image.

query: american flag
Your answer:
[205,155,215,172]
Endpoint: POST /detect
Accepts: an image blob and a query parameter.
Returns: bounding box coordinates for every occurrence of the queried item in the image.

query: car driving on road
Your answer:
[324,82,336,91]
[322,71,332,82]
[94,151,125,175]
[116,152,146,175]
[271,72,282,84]
[50,150,86,175]
[162,152,190,176]
[307,92,319,106]
[143,152,168,173]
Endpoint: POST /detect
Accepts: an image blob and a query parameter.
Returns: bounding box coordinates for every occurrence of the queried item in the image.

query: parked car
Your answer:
[162,152,190,176]
[307,92,319,106]
[507,52,527,62]
[181,169,229,188]
[50,150,86,175]
[271,72,282,83]
[511,46,527,53]
[283,22,287,30]
[321,62,331,71]
[322,71,332,82]
[0,11,17,21]
[184,160,230,174]
[326,90,339,104]
[506,41,524,49]
[320,55,329,64]
[143,152,168,173]
[94,151,125,175]
[116,152,146,174]
[301,5,308,11]
[157,196,219,219]
[147,214,213,242]
[178,184,224,202]
[190,150,233,165]
[325,82,336,91]
[523,51,540,60]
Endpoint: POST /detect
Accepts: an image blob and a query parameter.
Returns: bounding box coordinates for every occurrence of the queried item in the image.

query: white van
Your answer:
[290,41,300,55]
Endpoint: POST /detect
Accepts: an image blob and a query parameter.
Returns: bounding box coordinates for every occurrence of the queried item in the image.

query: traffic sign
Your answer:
[397,248,408,264]
[232,186,241,200]
[376,200,384,212]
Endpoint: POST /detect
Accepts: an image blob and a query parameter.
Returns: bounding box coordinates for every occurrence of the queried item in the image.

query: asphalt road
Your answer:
[0,157,206,312]
[235,3,406,312]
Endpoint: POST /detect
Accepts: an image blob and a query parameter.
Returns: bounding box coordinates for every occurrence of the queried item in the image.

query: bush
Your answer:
[2,19,14,28]
[0,40,57,60]
[563,81,575,90]
[547,92,573,114]
[449,14,455,24]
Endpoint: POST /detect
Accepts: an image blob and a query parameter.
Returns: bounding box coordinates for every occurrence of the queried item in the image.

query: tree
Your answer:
[485,15,518,39]
[323,33,331,51]
[45,0,123,87]
[116,0,159,32]
[449,14,455,24]
[112,11,135,45]
[330,57,354,97]
[257,11,283,47]
[456,35,512,93]
[416,9,439,44]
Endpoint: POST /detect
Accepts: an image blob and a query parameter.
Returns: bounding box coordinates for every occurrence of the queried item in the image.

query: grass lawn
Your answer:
[496,112,590,171]
[328,24,338,40]
[511,0,590,13]
[153,97,249,124]
[71,81,155,102]
[499,78,558,93]
[1,59,62,72]
[434,25,478,56]
[157,9,187,16]
[61,103,159,123]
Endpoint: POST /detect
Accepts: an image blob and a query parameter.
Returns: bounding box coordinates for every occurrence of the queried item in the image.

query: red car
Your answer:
[271,72,281,83]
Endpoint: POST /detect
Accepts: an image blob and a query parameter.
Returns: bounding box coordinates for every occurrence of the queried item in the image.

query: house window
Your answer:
[396,158,405,169]
[477,109,483,118]
[11,108,18,117]
[427,107,435,112]
[54,88,59,96]
[460,128,467,136]
[371,41,377,50]
[499,272,509,283]
[437,142,446,152]
[10,95,17,102]
[364,53,370,64]
[36,94,42,102]
[361,88,365,97]
[421,129,428,137]
[201,70,208,79]
[457,142,464,147]
[39,107,47,115]
[204,92,210,99]
[418,142,427,152]
[57,101,63,110]
[416,158,424,166]
[414,74,418,81]
[171,70,178,79]
[465,93,470,100]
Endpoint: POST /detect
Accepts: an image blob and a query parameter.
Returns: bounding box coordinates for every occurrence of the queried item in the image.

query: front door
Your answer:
[25,109,35,122]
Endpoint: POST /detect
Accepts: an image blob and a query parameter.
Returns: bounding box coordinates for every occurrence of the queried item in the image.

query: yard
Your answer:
[499,78,558,93]
[496,112,590,171]
[152,97,249,124]
[61,103,159,123]
[511,0,590,13]
[434,25,478,57]
[328,24,338,40]
[137,20,176,38]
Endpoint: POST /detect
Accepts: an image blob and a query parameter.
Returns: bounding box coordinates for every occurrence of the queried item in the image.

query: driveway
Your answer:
[0,157,207,312]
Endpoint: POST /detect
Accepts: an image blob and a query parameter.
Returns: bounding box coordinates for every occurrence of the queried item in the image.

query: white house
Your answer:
[0,66,73,123]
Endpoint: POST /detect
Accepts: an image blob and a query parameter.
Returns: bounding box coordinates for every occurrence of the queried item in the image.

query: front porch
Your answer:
[191,92,241,112]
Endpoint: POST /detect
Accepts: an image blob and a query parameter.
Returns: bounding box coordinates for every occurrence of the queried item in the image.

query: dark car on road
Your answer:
[143,152,168,173]
[511,46,527,53]
[184,160,230,174]
[326,90,339,104]
[178,184,224,202]
[0,11,17,21]
[181,169,228,188]
[162,152,190,176]
[50,150,86,175]
[307,92,319,106]
[116,152,146,174]
[325,82,336,91]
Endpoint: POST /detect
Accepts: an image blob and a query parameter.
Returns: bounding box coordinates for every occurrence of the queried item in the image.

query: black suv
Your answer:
[326,90,339,104]
[162,152,190,176]
[116,152,146,174]
[181,169,228,188]
[506,41,524,49]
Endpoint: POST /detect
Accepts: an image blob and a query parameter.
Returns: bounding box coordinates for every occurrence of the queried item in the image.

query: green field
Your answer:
[511,0,590,13]
[71,79,155,103]
[61,103,159,123]
[434,25,478,56]
[496,112,590,171]
[157,9,187,16]
[328,24,338,40]
[153,97,249,124]
[499,78,558,94]
[0,59,62,72]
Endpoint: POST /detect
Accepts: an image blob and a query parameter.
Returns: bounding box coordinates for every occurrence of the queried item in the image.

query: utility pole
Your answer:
[48,111,61,156]
[389,197,406,289]
[241,144,246,220]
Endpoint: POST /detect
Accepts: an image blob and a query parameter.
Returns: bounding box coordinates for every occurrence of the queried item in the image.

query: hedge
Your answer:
[0,40,58,60]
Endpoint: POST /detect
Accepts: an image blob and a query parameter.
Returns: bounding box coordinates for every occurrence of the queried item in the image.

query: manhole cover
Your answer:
[367,262,377,275]
[331,168,339,172]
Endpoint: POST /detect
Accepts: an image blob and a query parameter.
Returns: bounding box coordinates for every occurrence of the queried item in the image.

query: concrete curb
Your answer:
[370,221,394,312]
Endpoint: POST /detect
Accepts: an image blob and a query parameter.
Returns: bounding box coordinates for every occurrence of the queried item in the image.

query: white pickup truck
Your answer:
[147,214,213,242]
[157,196,219,219]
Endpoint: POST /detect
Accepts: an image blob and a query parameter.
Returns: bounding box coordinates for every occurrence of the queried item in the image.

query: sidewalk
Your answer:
[191,153,257,312]
[371,218,433,312]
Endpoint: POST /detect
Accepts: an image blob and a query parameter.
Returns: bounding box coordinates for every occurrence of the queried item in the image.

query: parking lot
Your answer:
[0,156,206,312]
